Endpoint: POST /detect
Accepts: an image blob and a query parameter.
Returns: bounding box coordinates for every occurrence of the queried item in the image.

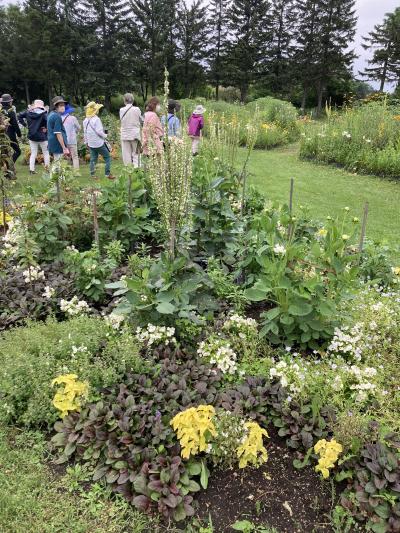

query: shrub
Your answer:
[0,316,141,427]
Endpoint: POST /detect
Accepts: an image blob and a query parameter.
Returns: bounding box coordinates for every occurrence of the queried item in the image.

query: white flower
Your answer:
[104,313,125,330]
[273,243,286,256]
[60,296,90,316]
[22,265,45,283]
[42,285,55,299]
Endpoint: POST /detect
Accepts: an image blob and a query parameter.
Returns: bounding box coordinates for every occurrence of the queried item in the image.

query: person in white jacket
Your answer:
[119,93,142,167]
[83,101,114,180]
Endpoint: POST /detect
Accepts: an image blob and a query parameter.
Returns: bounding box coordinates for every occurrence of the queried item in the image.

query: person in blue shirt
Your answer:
[161,99,181,137]
[47,96,70,160]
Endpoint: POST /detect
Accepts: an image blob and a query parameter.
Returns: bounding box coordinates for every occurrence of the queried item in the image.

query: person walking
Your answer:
[18,99,50,174]
[61,104,81,173]
[0,93,21,164]
[161,99,181,138]
[47,96,70,161]
[83,101,114,180]
[142,97,163,156]
[188,105,205,156]
[119,93,142,167]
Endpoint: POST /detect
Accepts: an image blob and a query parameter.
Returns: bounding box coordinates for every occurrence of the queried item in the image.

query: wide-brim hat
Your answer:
[51,95,67,108]
[85,101,103,117]
[32,99,45,110]
[193,105,206,115]
[63,104,75,115]
[0,94,13,104]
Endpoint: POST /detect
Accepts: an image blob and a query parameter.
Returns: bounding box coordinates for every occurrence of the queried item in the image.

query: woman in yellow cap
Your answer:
[83,101,114,180]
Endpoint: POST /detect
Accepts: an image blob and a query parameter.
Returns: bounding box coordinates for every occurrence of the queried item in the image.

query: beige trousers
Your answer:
[67,144,79,170]
[121,139,140,167]
[190,136,200,154]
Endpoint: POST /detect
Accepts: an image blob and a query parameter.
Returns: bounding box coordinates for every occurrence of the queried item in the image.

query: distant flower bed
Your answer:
[300,102,400,179]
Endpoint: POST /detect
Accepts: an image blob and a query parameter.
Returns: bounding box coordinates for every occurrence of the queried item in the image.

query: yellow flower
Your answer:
[171,405,217,459]
[317,228,327,238]
[342,234,350,241]
[237,422,269,469]
[51,374,89,418]
[314,439,342,479]
[392,267,400,276]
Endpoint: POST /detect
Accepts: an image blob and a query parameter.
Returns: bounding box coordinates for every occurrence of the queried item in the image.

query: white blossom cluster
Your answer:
[327,324,363,362]
[135,324,176,346]
[269,359,305,397]
[330,364,378,403]
[342,131,351,139]
[273,243,286,256]
[197,337,238,374]
[71,345,89,358]
[1,219,23,259]
[104,313,125,330]
[22,266,45,283]
[42,285,55,298]
[60,296,90,316]
[223,314,258,339]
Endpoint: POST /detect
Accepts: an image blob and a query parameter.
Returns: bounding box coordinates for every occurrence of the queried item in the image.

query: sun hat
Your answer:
[62,104,75,115]
[85,101,103,118]
[51,95,67,108]
[32,99,45,110]
[193,104,206,115]
[0,94,13,104]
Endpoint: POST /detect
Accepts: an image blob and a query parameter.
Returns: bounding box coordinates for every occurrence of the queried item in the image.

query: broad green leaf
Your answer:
[156,301,176,314]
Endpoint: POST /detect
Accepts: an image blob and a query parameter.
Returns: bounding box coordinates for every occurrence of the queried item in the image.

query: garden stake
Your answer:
[128,173,133,218]
[56,177,61,204]
[288,178,294,239]
[92,188,100,252]
[1,176,6,236]
[358,201,369,255]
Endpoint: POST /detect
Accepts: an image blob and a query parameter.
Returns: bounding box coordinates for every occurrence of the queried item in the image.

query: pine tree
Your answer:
[175,0,208,97]
[226,0,271,102]
[129,0,176,97]
[208,0,230,100]
[261,0,298,96]
[361,8,400,92]
[80,0,131,108]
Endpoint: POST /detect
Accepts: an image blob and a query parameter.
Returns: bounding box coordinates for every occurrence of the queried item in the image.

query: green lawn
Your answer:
[10,142,400,251]
[239,144,400,250]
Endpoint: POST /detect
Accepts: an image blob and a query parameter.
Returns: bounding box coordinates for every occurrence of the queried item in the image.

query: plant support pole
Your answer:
[358,201,369,254]
[92,189,100,251]
[288,178,294,239]
[1,176,6,236]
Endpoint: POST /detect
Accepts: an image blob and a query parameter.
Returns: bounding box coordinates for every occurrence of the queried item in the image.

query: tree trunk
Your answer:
[24,80,30,106]
[316,81,324,115]
[301,87,307,115]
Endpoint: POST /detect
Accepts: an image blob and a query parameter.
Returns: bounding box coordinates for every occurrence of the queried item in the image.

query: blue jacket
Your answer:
[18,109,48,142]
[47,111,67,154]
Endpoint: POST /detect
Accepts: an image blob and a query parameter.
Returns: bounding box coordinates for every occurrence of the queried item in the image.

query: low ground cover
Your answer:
[1,114,400,532]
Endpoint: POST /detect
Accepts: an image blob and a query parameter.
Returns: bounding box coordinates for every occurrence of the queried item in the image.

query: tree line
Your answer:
[0,0,399,111]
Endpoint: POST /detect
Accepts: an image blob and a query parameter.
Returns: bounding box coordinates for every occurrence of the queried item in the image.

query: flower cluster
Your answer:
[197,337,238,374]
[314,438,343,478]
[269,358,305,396]
[60,296,90,317]
[237,421,269,469]
[208,411,247,468]
[342,131,351,139]
[223,314,258,339]
[51,373,89,418]
[171,405,217,459]
[135,324,176,346]
[42,285,55,299]
[327,324,363,362]
[333,364,378,403]
[273,243,286,256]
[104,313,125,330]
[22,265,45,283]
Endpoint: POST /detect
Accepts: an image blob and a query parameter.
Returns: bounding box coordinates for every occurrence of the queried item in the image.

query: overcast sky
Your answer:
[354,0,399,88]
[0,0,398,89]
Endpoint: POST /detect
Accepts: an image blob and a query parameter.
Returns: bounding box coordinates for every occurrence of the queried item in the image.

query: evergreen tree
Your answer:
[175,0,208,97]
[208,0,230,100]
[79,0,131,108]
[261,0,298,96]
[226,0,271,102]
[361,8,400,92]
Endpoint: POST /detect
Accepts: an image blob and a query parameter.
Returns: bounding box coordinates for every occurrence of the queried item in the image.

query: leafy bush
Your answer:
[0,316,141,427]
[300,102,400,178]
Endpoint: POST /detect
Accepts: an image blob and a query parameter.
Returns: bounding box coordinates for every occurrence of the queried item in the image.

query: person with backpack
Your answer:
[119,93,142,167]
[18,99,50,174]
[83,101,114,180]
[0,93,21,164]
[61,104,81,172]
[161,99,181,138]
[188,104,205,155]
[47,96,70,161]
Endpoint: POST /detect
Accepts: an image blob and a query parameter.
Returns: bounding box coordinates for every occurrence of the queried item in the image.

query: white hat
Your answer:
[32,99,45,110]
[193,105,206,115]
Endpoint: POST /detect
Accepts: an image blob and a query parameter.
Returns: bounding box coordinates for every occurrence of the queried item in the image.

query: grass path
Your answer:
[239,144,400,249]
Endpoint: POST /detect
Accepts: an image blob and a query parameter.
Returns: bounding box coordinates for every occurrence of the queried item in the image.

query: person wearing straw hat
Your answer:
[47,96,70,161]
[83,101,114,180]
[18,99,50,174]
[187,104,205,155]
[61,104,81,173]
[0,93,22,164]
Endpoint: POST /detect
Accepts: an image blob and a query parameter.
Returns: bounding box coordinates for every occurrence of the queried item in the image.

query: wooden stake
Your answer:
[92,189,100,251]
[1,177,6,236]
[289,178,294,215]
[358,202,369,254]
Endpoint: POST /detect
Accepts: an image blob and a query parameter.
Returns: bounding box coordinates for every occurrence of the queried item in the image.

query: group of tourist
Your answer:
[0,92,206,180]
